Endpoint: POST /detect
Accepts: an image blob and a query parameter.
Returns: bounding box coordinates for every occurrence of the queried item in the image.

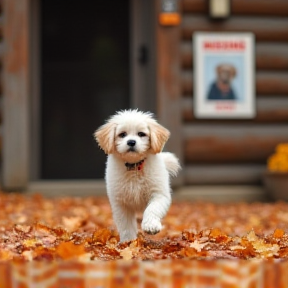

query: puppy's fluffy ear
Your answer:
[94,122,116,154]
[149,121,170,154]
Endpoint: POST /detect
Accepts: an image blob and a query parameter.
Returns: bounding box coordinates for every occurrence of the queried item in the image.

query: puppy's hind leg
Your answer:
[112,204,137,243]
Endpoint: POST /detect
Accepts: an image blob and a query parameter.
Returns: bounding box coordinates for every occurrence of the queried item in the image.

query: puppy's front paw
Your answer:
[141,217,162,235]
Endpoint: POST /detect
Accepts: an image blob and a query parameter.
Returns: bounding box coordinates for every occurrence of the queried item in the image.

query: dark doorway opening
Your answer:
[41,0,130,179]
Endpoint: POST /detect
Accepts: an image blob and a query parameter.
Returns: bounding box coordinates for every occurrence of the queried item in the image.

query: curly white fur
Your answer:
[94,110,181,242]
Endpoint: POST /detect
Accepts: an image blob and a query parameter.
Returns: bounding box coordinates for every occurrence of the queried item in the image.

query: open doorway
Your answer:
[40,1,130,179]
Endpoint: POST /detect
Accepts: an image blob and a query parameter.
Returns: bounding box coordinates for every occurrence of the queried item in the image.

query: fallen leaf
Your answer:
[56,241,86,259]
[120,247,133,260]
[189,240,207,252]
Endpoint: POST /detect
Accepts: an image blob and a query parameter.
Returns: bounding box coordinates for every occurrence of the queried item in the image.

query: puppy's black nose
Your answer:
[127,140,136,147]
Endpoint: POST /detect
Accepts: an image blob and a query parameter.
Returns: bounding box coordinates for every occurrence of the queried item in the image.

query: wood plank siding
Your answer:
[182,16,288,42]
[183,0,288,16]
[181,0,288,184]
[184,125,288,163]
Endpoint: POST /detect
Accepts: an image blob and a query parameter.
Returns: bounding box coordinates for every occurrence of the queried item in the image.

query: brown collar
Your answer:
[125,159,145,171]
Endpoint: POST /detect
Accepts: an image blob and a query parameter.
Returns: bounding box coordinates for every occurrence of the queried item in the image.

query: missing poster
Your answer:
[193,32,255,118]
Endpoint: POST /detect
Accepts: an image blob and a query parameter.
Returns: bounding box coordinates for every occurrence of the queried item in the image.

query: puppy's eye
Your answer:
[119,132,127,138]
[138,132,146,137]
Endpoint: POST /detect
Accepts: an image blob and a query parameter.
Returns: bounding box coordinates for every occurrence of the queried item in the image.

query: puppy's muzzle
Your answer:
[127,140,136,147]
[127,140,136,152]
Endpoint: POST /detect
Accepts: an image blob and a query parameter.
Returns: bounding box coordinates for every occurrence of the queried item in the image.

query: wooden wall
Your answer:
[1,0,287,188]
[181,0,288,184]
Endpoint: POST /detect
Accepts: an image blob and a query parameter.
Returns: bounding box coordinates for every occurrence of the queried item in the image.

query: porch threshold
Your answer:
[26,180,107,198]
[173,185,268,203]
[27,182,267,203]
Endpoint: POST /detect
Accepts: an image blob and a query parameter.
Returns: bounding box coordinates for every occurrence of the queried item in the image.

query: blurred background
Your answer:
[1,0,288,201]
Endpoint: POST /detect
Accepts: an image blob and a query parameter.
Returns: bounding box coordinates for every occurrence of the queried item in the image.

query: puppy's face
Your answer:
[115,121,150,161]
[95,110,170,163]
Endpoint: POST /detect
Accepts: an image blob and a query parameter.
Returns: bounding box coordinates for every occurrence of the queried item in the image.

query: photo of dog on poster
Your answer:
[193,32,255,119]
[207,63,237,101]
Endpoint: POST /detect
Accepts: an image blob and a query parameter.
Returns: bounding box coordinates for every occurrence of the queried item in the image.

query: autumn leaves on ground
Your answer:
[1,193,288,261]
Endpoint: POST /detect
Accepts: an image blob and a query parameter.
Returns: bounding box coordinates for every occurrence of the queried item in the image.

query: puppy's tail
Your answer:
[161,152,181,177]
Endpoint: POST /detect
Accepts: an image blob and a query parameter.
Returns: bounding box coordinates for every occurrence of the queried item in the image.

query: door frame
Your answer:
[131,0,157,113]
[3,0,30,190]
[2,0,164,193]
[155,0,183,186]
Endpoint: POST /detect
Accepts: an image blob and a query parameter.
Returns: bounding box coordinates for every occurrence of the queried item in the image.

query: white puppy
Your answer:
[94,110,180,242]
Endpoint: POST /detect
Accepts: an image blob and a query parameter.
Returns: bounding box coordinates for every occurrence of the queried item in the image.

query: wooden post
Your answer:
[2,0,30,190]
[156,0,183,186]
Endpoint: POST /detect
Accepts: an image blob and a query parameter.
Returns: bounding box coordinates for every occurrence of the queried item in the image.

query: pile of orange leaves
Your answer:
[1,193,288,261]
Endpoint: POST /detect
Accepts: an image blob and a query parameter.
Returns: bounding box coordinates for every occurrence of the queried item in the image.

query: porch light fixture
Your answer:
[209,0,230,19]
[159,0,181,26]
